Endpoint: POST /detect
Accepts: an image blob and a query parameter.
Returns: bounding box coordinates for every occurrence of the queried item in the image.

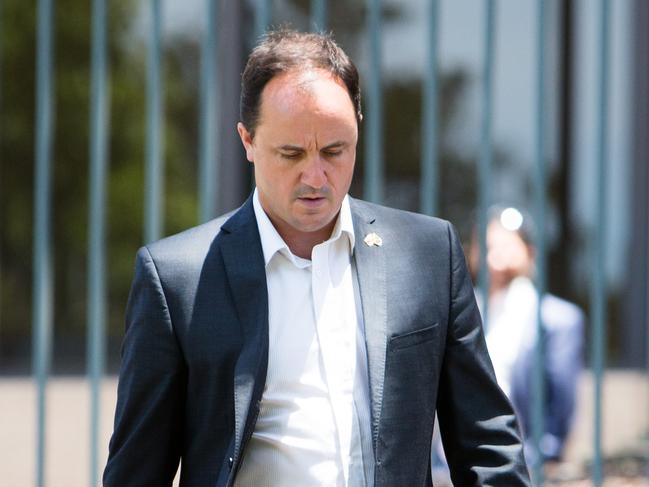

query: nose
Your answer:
[301,154,327,189]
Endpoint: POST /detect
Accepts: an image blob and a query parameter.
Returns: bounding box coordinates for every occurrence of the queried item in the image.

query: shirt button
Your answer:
[228,457,234,469]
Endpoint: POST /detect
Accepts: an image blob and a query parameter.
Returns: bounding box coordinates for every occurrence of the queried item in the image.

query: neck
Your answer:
[279,222,336,259]
[488,276,511,297]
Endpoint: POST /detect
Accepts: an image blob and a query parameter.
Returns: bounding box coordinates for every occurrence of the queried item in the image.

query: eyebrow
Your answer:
[321,141,347,151]
[277,145,304,152]
[277,141,348,152]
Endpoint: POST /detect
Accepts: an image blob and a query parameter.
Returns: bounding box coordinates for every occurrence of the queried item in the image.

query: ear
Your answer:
[237,122,255,163]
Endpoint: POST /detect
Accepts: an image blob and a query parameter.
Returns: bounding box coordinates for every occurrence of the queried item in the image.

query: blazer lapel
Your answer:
[219,197,269,467]
[350,199,387,451]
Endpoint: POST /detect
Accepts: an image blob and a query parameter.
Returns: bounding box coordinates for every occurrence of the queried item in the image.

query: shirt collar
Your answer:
[253,188,355,267]
[332,193,356,252]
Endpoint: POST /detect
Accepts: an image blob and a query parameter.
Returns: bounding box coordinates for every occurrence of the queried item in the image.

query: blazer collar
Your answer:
[220,196,269,468]
[349,198,388,451]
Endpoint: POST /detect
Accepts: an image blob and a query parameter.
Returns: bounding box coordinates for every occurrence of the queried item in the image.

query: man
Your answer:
[104,30,530,486]
[470,207,583,464]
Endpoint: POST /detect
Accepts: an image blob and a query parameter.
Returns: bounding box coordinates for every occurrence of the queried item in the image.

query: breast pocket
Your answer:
[389,322,439,351]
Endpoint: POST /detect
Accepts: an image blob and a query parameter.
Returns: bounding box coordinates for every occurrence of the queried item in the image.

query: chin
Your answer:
[293,218,334,234]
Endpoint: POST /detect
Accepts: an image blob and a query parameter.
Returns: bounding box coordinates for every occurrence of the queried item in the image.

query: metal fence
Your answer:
[20,0,647,485]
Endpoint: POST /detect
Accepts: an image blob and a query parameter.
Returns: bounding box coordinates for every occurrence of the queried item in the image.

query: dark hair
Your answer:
[240,29,362,137]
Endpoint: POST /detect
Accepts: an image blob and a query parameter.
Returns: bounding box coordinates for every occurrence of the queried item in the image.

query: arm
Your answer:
[103,247,186,486]
[541,300,584,460]
[436,223,530,486]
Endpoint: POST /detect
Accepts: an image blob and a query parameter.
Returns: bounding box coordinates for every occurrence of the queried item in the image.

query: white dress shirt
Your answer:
[234,190,374,486]
[479,277,538,397]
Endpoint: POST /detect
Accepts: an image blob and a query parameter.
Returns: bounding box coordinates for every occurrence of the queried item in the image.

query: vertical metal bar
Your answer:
[145,0,163,243]
[88,0,108,485]
[420,0,439,216]
[591,1,610,485]
[311,0,327,32]
[199,0,218,223]
[364,0,383,204]
[255,0,270,40]
[646,155,649,486]
[477,0,496,325]
[556,0,574,295]
[0,0,3,339]
[33,0,55,485]
[531,1,547,484]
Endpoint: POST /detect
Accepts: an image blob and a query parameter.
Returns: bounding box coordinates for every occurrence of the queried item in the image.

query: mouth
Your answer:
[296,195,327,208]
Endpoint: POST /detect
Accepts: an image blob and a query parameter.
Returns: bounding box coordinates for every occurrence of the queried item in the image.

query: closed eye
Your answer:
[280,151,303,160]
[321,142,347,158]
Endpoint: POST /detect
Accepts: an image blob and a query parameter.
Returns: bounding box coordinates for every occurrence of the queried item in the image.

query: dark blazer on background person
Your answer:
[104,195,530,487]
[510,293,584,461]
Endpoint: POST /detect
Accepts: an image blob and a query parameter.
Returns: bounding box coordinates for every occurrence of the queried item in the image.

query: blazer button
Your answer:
[228,457,234,469]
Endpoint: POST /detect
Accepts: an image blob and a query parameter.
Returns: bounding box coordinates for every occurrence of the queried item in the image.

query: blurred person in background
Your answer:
[469,206,584,465]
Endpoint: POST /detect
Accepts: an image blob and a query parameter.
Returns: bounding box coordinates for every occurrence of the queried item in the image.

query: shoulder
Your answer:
[349,198,464,264]
[541,294,585,332]
[140,204,243,273]
[349,198,463,259]
[350,197,452,236]
[148,211,234,256]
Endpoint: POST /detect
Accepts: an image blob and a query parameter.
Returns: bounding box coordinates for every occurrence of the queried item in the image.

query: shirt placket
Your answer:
[312,241,356,485]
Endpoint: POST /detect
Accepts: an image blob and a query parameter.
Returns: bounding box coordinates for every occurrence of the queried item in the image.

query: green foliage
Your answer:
[1,2,39,365]
[0,0,200,371]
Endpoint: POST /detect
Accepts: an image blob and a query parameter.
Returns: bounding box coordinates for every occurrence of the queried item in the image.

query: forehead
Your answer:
[487,222,526,246]
[258,69,356,123]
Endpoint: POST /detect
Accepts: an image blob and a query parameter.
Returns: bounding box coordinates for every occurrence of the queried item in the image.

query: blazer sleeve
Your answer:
[104,247,186,486]
[436,223,531,486]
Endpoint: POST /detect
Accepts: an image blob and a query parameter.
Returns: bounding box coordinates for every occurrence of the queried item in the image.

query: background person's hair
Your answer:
[240,29,362,137]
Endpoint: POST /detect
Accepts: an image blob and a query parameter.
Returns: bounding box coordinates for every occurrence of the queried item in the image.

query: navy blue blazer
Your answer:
[104,196,530,486]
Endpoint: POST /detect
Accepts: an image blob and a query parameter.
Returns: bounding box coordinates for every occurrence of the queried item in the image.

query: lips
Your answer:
[297,196,327,208]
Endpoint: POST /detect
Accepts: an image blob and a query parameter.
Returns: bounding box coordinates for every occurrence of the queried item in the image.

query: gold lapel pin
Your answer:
[363,232,383,247]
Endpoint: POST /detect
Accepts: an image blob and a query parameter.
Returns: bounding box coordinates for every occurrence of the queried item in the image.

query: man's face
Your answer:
[237,69,358,245]
[486,222,533,287]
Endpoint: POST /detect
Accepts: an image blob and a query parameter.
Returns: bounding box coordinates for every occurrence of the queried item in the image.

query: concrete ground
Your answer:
[1,370,647,486]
